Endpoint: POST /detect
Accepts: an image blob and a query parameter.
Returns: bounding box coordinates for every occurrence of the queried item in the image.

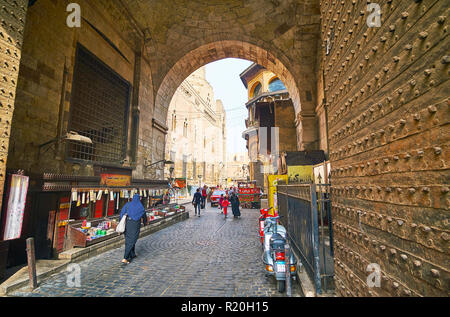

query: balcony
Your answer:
[245,118,259,129]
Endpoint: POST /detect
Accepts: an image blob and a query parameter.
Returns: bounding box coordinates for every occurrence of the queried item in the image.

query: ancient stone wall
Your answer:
[275,100,298,153]
[122,0,322,151]
[8,0,157,180]
[7,0,324,185]
[0,0,28,208]
[321,0,449,296]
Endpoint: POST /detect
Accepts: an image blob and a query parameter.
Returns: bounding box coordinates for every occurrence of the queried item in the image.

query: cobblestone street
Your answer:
[11,205,303,297]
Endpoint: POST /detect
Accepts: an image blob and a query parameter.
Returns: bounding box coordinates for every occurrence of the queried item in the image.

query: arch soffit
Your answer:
[154,40,302,125]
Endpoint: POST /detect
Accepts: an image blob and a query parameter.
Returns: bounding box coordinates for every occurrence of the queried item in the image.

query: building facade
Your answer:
[240,63,297,192]
[164,67,227,189]
[225,152,250,187]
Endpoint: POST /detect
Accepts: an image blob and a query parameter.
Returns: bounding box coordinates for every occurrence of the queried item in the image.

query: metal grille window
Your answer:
[67,45,130,165]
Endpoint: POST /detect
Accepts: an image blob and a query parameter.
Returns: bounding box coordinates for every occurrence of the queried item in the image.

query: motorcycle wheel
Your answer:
[277,280,285,293]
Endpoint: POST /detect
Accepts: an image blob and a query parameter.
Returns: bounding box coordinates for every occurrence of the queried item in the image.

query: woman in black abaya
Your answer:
[230,192,241,218]
[119,194,147,264]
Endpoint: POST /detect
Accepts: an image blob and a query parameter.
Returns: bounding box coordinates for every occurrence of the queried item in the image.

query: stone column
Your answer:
[130,49,142,165]
[295,111,319,151]
[0,0,28,209]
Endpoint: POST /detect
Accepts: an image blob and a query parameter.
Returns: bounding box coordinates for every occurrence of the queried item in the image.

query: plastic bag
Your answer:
[116,214,127,233]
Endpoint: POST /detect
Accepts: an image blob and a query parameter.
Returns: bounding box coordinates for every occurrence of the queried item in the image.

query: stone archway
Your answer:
[154,40,301,123]
[120,0,322,158]
[152,39,319,163]
[151,40,308,183]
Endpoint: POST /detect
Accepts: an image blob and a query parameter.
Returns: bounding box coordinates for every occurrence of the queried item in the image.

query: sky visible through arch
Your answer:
[205,58,253,155]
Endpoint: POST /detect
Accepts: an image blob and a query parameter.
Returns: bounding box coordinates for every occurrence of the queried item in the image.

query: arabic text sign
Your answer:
[100,174,131,187]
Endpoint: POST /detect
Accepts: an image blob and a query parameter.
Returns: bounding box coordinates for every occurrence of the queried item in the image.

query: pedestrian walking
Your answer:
[218,194,224,212]
[201,185,208,209]
[230,192,241,218]
[192,188,202,217]
[120,194,147,265]
[221,195,230,219]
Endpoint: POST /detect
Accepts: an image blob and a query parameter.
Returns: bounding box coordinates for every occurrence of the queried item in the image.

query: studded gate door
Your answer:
[0,0,28,211]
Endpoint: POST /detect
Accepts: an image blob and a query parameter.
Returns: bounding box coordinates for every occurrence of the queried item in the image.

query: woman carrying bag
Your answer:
[119,194,147,265]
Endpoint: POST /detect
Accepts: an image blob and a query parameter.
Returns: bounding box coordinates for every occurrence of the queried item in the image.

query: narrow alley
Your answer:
[11,205,303,297]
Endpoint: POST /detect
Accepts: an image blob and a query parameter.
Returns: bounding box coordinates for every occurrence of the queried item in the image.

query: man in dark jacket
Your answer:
[192,188,202,217]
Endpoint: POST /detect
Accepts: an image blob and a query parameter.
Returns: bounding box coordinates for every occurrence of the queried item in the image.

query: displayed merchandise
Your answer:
[238,182,261,209]
[62,187,174,250]
[145,204,186,223]
[67,218,120,248]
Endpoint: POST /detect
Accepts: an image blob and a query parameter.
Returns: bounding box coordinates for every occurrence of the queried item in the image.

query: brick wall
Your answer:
[321,0,449,296]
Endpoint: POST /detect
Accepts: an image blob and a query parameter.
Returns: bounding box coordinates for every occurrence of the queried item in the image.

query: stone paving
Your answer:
[11,205,303,297]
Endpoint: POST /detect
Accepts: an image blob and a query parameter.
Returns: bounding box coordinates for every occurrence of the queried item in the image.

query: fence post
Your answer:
[310,184,322,295]
[26,237,38,289]
[285,243,292,297]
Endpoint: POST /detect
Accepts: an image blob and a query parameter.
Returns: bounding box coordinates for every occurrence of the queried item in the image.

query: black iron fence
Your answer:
[278,183,334,294]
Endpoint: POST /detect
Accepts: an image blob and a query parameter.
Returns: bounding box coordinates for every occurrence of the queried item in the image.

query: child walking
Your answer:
[221,195,230,219]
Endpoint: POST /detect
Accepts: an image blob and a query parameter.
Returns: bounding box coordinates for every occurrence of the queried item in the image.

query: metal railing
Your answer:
[278,183,335,295]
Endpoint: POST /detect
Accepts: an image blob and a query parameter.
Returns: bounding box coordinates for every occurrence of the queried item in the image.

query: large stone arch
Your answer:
[153,40,302,130]
[122,0,322,153]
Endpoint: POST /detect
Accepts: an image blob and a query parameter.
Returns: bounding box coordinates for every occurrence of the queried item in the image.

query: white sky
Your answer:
[205,58,253,154]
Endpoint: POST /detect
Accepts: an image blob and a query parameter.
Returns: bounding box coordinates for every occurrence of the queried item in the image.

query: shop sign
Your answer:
[3,174,29,241]
[59,202,71,210]
[175,178,187,188]
[100,174,131,187]
[287,165,313,183]
[268,175,288,217]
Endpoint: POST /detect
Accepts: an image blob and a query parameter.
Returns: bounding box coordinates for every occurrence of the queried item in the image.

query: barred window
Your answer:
[67,45,130,165]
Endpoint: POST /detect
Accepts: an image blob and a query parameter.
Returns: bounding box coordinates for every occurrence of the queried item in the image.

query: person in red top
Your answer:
[201,185,207,209]
[221,195,230,219]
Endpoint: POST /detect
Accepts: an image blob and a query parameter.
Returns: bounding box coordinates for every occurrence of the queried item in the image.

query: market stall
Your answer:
[63,187,178,249]
[238,182,261,209]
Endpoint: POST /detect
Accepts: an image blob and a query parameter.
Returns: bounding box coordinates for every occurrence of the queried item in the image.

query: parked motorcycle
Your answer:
[258,207,274,243]
[261,214,297,293]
